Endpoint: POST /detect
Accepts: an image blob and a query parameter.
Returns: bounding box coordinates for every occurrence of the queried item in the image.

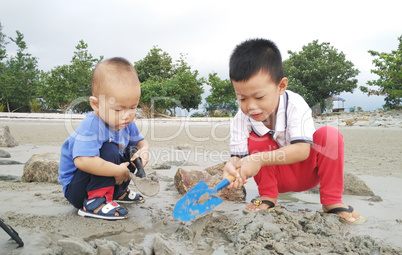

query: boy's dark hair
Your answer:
[229,38,284,84]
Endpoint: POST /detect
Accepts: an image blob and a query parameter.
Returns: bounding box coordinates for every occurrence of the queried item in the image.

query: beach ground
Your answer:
[1,113,401,254]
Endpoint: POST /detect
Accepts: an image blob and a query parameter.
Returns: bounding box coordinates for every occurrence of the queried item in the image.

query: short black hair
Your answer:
[229,38,284,84]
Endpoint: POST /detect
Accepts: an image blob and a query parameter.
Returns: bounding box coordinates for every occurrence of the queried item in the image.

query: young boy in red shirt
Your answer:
[223,38,363,223]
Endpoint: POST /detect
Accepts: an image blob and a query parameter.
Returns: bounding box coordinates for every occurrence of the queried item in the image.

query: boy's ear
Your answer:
[89,96,99,111]
[278,77,288,95]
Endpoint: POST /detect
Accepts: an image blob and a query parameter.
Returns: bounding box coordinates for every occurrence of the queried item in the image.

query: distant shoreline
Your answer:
[0,112,230,123]
[0,110,400,128]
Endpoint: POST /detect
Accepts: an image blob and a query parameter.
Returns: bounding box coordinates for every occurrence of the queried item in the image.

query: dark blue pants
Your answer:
[65,142,131,209]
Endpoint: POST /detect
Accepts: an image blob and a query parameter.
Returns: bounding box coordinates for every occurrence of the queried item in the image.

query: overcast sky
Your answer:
[1,0,401,111]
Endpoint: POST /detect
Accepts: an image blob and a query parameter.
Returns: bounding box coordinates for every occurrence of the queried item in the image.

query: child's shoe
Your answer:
[78,197,128,220]
[114,188,145,204]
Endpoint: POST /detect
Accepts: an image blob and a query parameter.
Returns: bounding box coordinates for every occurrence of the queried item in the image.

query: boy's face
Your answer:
[90,71,141,131]
[232,71,287,123]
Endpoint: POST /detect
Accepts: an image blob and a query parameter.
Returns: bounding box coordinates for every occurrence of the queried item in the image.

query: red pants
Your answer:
[249,126,344,205]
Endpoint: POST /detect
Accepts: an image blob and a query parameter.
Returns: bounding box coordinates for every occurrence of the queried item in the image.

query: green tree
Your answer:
[135,46,174,83]
[170,53,204,112]
[40,65,73,111]
[360,35,402,109]
[164,70,204,114]
[0,22,7,111]
[0,30,40,112]
[139,79,169,117]
[41,40,103,113]
[283,40,359,111]
[0,22,6,61]
[205,73,238,116]
[135,47,204,116]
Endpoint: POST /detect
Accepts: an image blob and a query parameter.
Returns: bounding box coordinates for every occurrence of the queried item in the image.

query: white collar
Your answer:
[249,92,287,136]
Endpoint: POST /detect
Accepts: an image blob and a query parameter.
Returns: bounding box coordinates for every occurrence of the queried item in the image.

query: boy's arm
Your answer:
[74,156,130,185]
[130,139,150,166]
[245,142,310,174]
[224,142,310,189]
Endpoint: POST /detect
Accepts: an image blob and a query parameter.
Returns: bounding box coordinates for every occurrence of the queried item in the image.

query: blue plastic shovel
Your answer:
[173,175,236,221]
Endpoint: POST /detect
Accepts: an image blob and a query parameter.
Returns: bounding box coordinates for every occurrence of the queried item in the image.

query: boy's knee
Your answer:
[314,126,343,145]
[315,126,341,138]
[313,126,344,160]
[99,142,120,163]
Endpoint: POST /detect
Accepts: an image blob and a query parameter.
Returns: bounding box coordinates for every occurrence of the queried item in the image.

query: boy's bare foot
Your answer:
[245,196,277,211]
[322,203,361,223]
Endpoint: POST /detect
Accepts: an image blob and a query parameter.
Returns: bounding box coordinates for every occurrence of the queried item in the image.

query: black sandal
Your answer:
[324,205,367,224]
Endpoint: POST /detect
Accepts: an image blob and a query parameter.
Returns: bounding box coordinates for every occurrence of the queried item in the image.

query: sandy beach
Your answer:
[1,111,402,254]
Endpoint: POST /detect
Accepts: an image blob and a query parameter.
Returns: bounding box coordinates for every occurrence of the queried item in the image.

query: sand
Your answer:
[0,113,402,254]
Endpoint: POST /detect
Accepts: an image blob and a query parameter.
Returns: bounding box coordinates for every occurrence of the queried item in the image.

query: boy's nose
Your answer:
[246,101,258,111]
[121,110,134,120]
[122,109,137,119]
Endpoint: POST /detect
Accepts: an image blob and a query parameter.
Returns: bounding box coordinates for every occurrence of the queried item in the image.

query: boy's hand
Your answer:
[114,162,131,185]
[238,153,263,179]
[223,154,263,189]
[131,148,149,167]
[130,139,150,167]
[223,159,246,189]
